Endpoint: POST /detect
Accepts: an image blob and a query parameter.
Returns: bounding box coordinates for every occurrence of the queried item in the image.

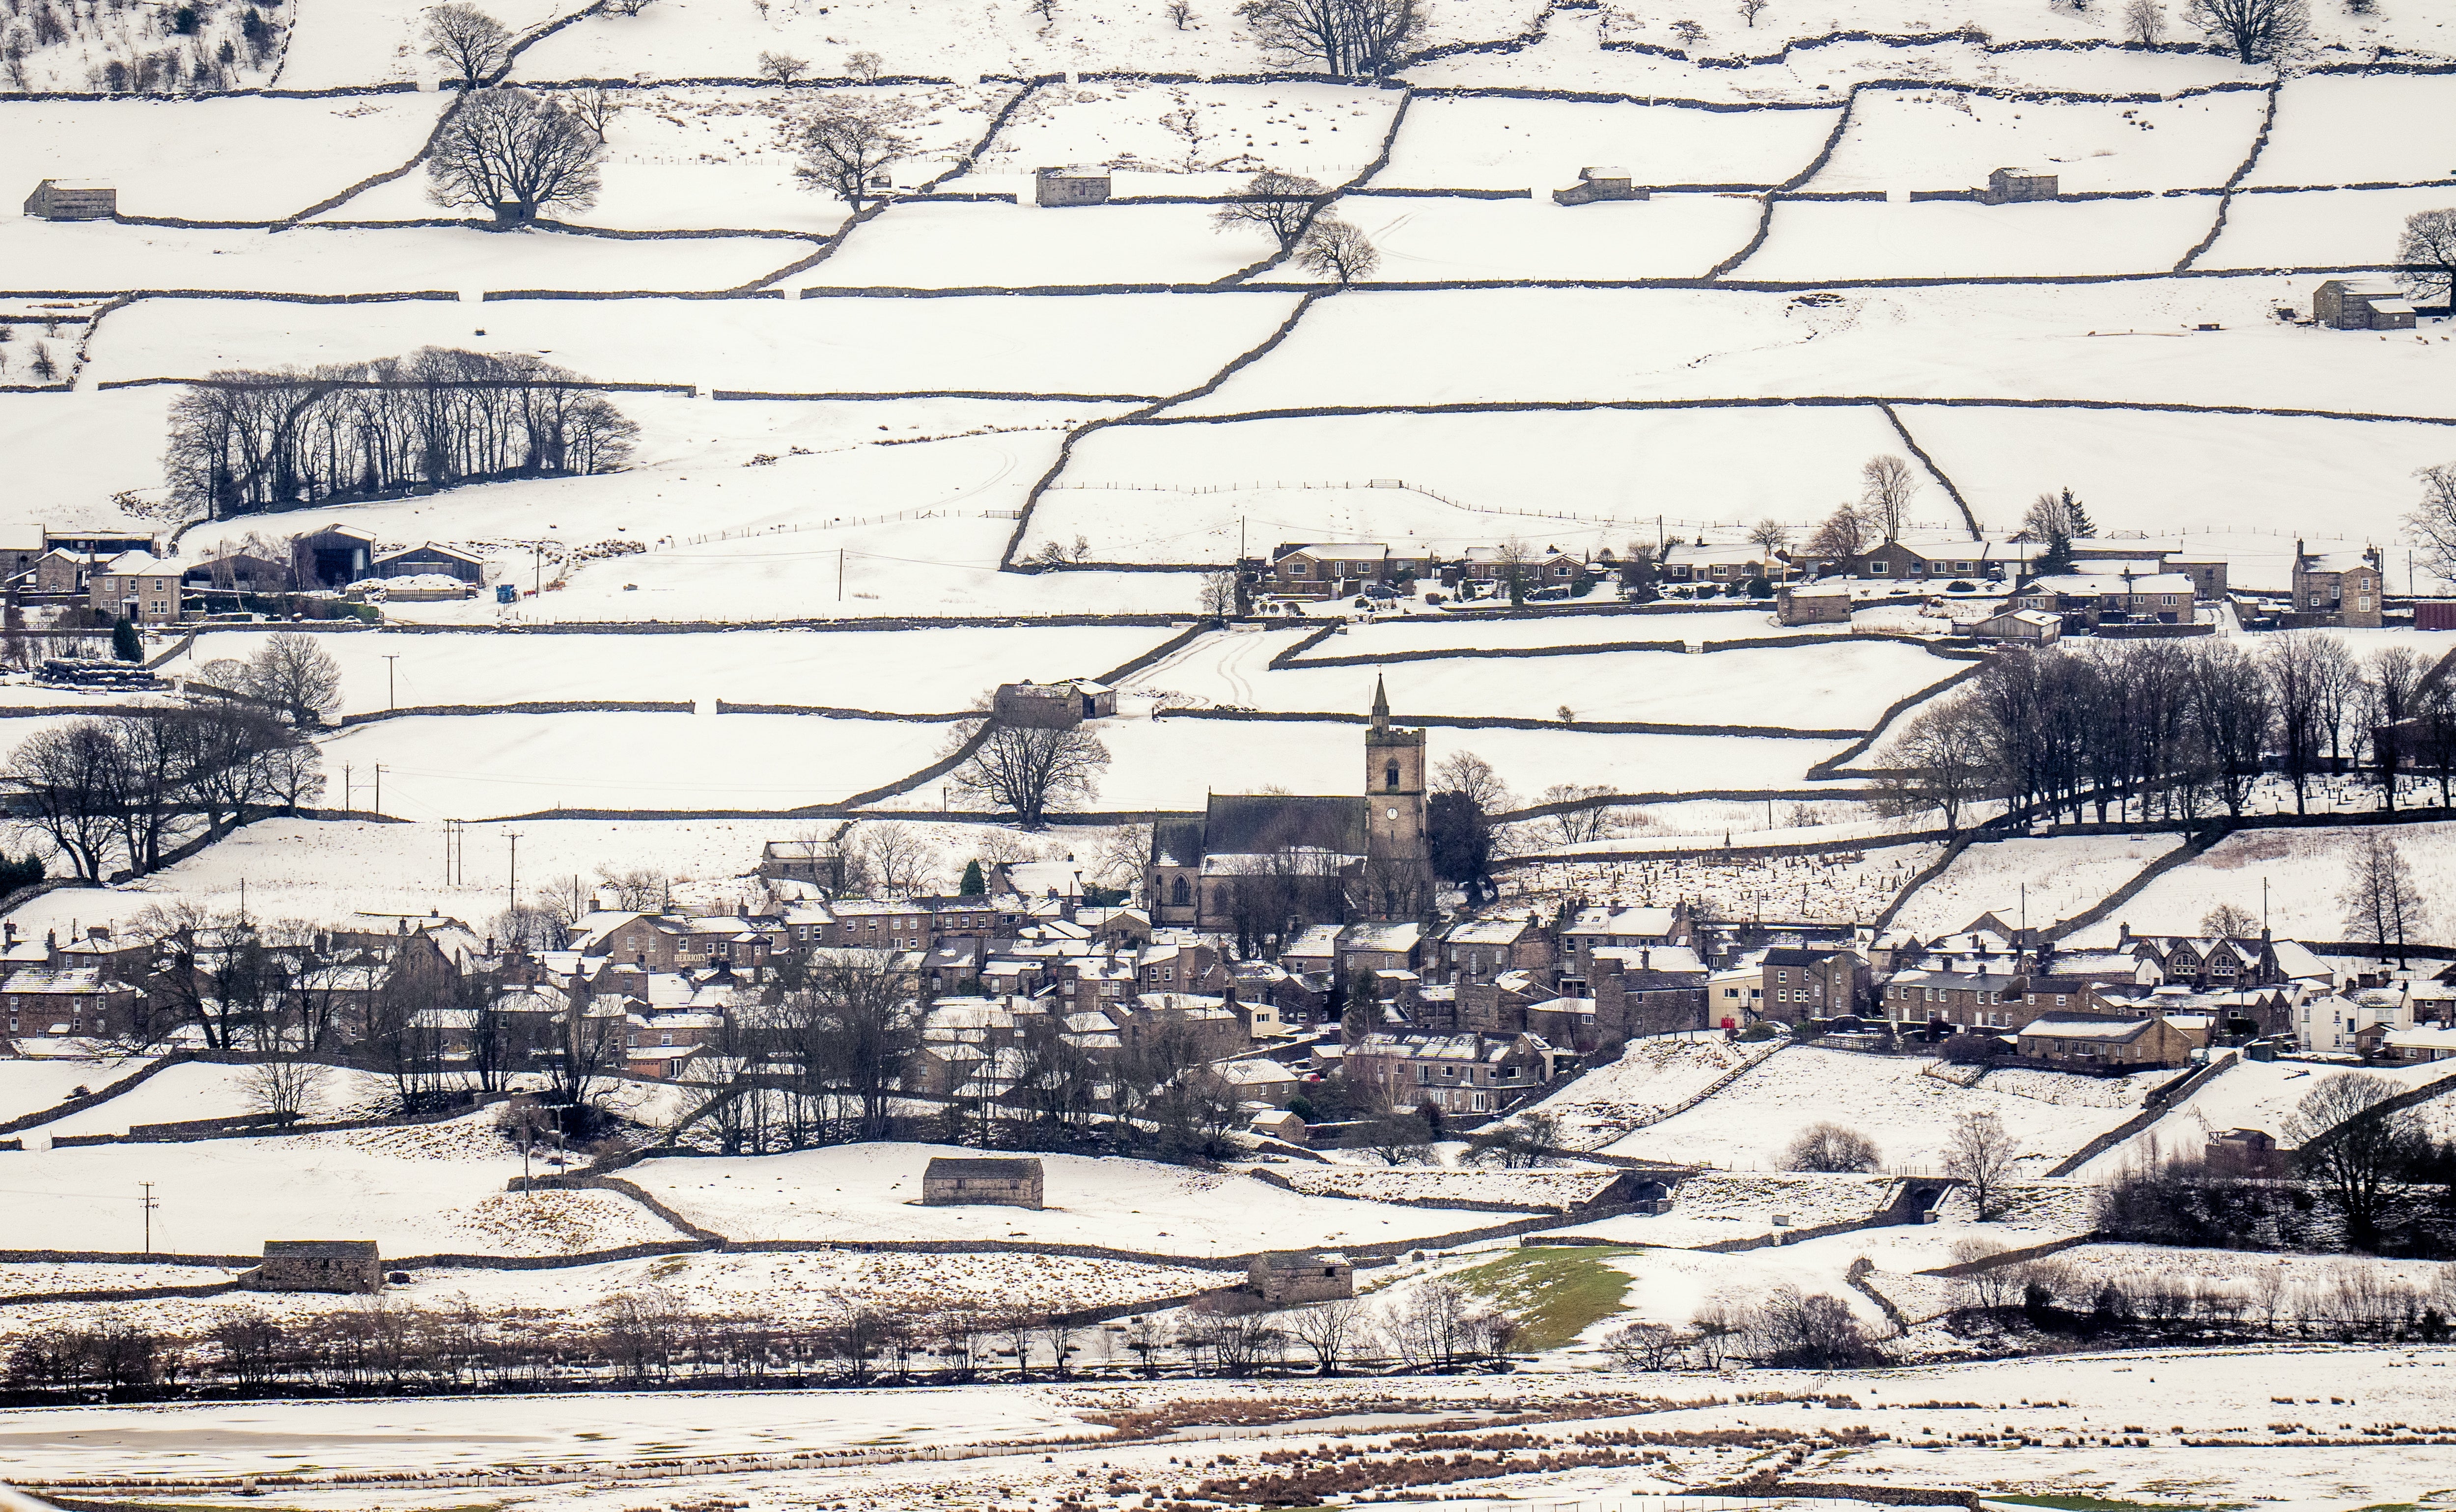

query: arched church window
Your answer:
[1385,761,1401,792]
[1170,876,1190,906]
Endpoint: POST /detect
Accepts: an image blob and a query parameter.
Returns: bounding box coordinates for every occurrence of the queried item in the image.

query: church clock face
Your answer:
[1385,807,1399,820]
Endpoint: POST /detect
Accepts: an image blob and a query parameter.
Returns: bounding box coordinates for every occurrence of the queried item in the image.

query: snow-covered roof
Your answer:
[2019,1013,2157,1043]
[2301,550,2377,575]
[2384,1024,2456,1051]
[97,550,189,576]
[2023,572,2195,596]
[1281,542,1390,562]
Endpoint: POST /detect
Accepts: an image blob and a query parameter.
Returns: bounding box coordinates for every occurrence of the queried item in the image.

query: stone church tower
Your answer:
[1364,676,1430,916]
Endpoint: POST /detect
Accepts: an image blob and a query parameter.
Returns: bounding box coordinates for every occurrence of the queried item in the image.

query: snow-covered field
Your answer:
[0,1057,153,1125]
[1809,88,2269,195]
[1889,832,2186,936]
[1607,1045,2168,1171]
[2070,1055,2456,1177]
[173,624,1173,716]
[1379,97,1840,192]
[1136,629,1962,730]
[1521,1037,1778,1150]
[622,1142,1508,1256]
[2065,820,2456,946]
[21,1062,397,1136]
[1739,196,2221,281]
[5,1113,688,1256]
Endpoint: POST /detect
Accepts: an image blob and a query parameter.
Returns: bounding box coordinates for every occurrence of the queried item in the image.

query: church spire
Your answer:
[1371,674,1389,729]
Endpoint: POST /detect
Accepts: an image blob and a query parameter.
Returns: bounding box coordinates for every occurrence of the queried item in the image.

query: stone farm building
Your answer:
[920,1155,1044,1208]
[2289,542,2385,627]
[1978,166,2057,203]
[1034,167,1111,205]
[245,1240,385,1293]
[87,551,189,624]
[1552,166,1646,205]
[992,679,1116,727]
[2314,278,2417,331]
[2016,1011,2196,1068]
[1247,1250,1354,1304]
[24,179,115,219]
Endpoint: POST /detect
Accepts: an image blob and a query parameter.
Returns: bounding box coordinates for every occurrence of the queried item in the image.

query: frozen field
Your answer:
[1139,629,1963,730]
[1083,716,1852,811]
[1607,1045,2167,1170]
[623,1142,1506,1256]
[5,1114,688,1256]
[22,1062,397,1137]
[1061,408,1958,530]
[1172,278,2456,417]
[2065,820,2456,946]
[1889,832,2186,935]
[1808,88,2269,196]
[1313,193,1766,282]
[1738,196,2221,281]
[1522,1036,1777,1150]
[0,816,878,940]
[172,624,1174,716]
[85,291,1303,396]
[315,711,953,817]
[798,202,1256,289]
[1378,97,1839,192]
[0,221,807,298]
[0,95,449,224]
[2072,1055,2456,1177]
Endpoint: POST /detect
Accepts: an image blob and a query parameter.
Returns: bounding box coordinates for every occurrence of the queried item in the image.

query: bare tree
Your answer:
[1736,0,1769,23]
[790,98,921,212]
[844,49,883,80]
[1600,1320,1682,1370]
[1541,783,1618,845]
[423,2,509,86]
[2184,0,2306,60]
[1858,454,1921,543]
[2404,461,2456,586]
[2339,829,2426,965]
[756,49,809,81]
[1784,1122,1880,1172]
[1281,1297,1366,1373]
[947,720,1111,829]
[2122,0,2167,40]
[1747,517,1788,563]
[2285,1072,2422,1251]
[1870,694,1993,832]
[244,1058,330,1120]
[1167,0,1196,25]
[1209,169,1323,250]
[1236,0,1424,75]
[860,823,939,896]
[426,87,605,224]
[1200,568,1240,620]
[244,633,343,728]
[2396,209,2456,308]
[2200,902,2259,937]
[1297,216,1378,282]
[1943,1109,2017,1219]
[1803,502,1869,567]
[1435,750,1512,813]
[567,85,622,142]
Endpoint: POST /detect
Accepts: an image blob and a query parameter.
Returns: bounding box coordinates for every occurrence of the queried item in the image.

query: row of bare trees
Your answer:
[165,348,637,520]
[1878,635,2450,833]
[4,1284,1512,1399]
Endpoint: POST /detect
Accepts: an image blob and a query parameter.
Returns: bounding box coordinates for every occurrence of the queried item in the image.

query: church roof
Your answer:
[1203,793,1368,857]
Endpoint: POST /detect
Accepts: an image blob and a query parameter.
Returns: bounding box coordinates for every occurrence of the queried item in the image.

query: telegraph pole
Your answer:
[373,764,385,817]
[383,654,399,710]
[506,831,523,916]
[341,763,352,818]
[837,548,845,602]
[140,1182,157,1255]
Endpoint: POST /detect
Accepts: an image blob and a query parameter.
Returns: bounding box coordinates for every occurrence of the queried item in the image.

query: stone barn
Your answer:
[2313,277,2418,331]
[1978,167,2057,203]
[1247,1249,1354,1305]
[1034,167,1111,206]
[375,543,488,583]
[921,1155,1045,1208]
[25,179,116,219]
[245,1239,384,1293]
[992,679,1115,727]
[1775,583,1851,626]
[1551,166,1648,205]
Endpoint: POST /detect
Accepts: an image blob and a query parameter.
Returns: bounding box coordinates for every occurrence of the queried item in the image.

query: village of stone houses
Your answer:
[16,0,2456,1504]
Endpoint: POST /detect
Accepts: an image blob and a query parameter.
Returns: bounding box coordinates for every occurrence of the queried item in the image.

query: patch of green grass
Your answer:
[1447,1244,1642,1351]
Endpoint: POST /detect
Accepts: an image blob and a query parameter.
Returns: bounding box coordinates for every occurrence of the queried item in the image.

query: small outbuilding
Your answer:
[992,679,1115,727]
[921,1155,1045,1208]
[1034,166,1111,206]
[245,1239,384,1293]
[1551,166,1648,206]
[375,543,488,584]
[2313,277,2417,331]
[1247,1249,1353,1305]
[2204,1127,2285,1178]
[1972,607,2063,645]
[1978,166,2057,203]
[1774,583,1851,626]
[24,179,116,220]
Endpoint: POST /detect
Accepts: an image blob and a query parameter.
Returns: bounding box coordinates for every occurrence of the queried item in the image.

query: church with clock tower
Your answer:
[1144,678,1435,932]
